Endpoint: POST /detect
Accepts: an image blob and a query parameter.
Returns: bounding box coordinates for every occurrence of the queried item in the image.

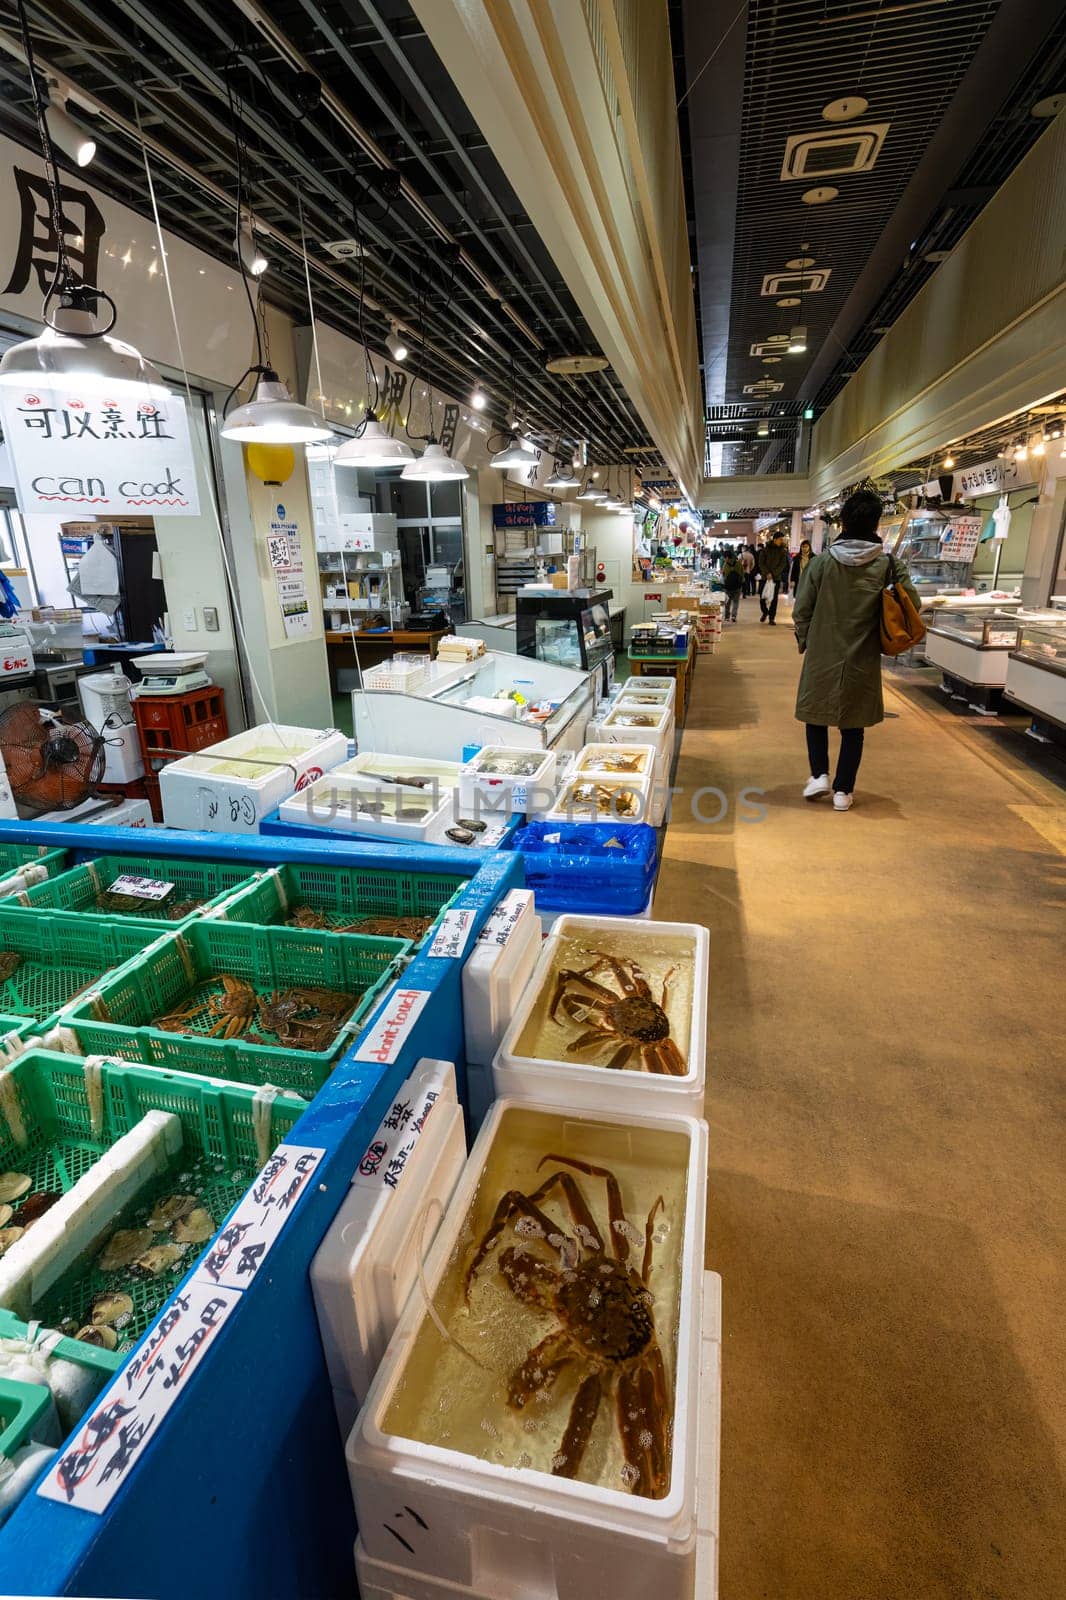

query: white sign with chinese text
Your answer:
[0,387,200,516]
[199,1143,325,1291]
[108,873,174,901]
[38,1278,242,1514]
[353,987,431,1066]
[427,907,477,960]
[352,1081,441,1192]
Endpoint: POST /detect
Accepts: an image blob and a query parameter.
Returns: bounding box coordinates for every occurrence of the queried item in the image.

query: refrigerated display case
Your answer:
[515,589,614,677]
[351,648,598,759]
[1004,615,1066,734]
[924,605,1025,710]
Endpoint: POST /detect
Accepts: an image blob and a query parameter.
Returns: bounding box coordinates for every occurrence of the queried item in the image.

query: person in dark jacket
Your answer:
[757,533,789,624]
[789,538,813,594]
[721,550,744,622]
[793,489,920,811]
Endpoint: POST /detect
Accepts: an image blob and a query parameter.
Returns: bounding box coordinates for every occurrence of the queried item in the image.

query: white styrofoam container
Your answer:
[160,723,347,834]
[458,746,557,820]
[493,915,707,1117]
[601,704,673,748]
[278,771,452,842]
[461,889,542,1126]
[646,743,672,828]
[617,677,675,707]
[311,1060,467,1442]
[546,771,652,825]
[319,512,399,553]
[347,1099,709,1600]
[338,753,463,794]
[575,743,655,779]
[351,1270,720,1600]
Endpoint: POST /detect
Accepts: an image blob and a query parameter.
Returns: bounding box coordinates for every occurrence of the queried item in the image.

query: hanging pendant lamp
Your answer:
[0,297,168,396]
[490,431,538,469]
[334,416,415,468]
[545,459,580,489]
[400,439,468,481]
[221,367,332,444]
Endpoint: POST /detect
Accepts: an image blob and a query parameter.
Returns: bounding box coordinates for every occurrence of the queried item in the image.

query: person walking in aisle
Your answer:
[741,544,756,595]
[721,547,744,622]
[793,489,919,811]
[790,537,813,595]
[758,532,789,624]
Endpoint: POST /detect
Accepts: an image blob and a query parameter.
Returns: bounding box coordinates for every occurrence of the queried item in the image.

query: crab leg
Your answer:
[464,1190,576,1300]
[527,1169,606,1254]
[660,965,677,1008]
[549,967,619,1022]
[607,1041,637,1070]
[642,1196,665,1284]
[638,1349,671,1496]
[499,1245,561,1309]
[566,1026,618,1058]
[655,1037,688,1076]
[552,1371,603,1480]
[506,1329,572,1409]
[537,1154,630,1262]
[617,1368,654,1494]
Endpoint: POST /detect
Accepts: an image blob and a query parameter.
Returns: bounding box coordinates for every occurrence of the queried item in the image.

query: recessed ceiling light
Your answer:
[802,186,839,205]
[923,249,951,264]
[544,353,608,374]
[777,297,800,308]
[762,357,782,364]
[786,256,815,270]
[822,96,869,123]
[1031,93,1066,118]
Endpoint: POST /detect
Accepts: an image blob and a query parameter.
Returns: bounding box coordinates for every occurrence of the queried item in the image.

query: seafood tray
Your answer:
[340,753,464,790]
[616,677,675,707]
[63,920,408,1096]
[494,915,708,1116]
[0,845,68,900]
[219,861,466,949]
[0,1049,306,1353]
[278,772,453,844]
[0,905,160,1029]
[458,746,557,820]
[509,823,658,915]
[10,852,260,930]
[347,1099,709,1600]
[546,773,652,826]
[575,744,653,778]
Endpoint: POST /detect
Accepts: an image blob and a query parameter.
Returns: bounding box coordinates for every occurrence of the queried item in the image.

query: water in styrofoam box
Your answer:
[278,772,451,841]
[340,753,464,789]
[575,744,653,778]
[160,723,347,832]
[602,704,672,746]
[546,772,651,825]
[617,677,675,707]
[458,747,557,819]
[380,1105,689,1493]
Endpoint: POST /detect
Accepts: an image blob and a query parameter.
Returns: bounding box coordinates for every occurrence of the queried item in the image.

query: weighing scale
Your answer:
[130,651,211,695]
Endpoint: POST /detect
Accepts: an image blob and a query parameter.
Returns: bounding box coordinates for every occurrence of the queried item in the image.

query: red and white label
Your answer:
[295,765,324,790]
[354,987,431,1066]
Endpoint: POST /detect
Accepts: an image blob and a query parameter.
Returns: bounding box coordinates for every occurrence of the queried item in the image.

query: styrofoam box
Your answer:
[493,915,707,1117]
[576,743,655,780]
[546,771,652,826]
[461,889,542,1126]
[602,704,673,748]
[351,1270,720,1600]
[339,753,464,792]
[347,1099,709,1600]
[279,771,452,842]
[617,677,676,707]
[458,746,557,820]
[311,1060,467,1442]
[160,723,347,834]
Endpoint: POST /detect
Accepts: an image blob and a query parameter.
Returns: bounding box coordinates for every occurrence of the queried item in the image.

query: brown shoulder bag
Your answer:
[880,553,926,656]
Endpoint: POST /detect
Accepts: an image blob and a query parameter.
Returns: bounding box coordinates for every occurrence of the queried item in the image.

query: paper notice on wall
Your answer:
[267,507,303,575]
[939,517,982,562]
[277,574,311,637]
[0,387,200,516]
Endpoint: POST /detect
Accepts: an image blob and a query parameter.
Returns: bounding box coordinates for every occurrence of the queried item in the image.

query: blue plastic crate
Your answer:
[509,820,658,913]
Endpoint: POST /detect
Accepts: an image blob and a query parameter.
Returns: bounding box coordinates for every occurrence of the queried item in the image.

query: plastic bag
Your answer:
[69,534,120,617]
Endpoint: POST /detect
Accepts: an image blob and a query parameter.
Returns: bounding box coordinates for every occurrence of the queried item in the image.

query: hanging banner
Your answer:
[0,387,200,515]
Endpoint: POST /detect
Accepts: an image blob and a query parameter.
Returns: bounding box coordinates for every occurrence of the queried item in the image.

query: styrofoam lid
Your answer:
[130,652,208,672]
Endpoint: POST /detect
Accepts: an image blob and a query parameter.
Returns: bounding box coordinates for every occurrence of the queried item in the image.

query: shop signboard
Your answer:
[955,457,1031,499]
[492,501,558,528]
[0,387,200,516]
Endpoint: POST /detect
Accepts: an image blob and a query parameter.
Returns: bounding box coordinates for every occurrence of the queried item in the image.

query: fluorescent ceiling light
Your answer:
[400,441,468,481]
[0,303,167,395]
[45,91,95,168]
[490,432,538,468]
[334,416,415,467]
[221,371,332,443]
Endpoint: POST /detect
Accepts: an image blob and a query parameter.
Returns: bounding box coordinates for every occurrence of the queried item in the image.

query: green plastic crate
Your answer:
[0,845,67,900]
[0,905,162,1026]
[0,1375,54,1458]
[63,919,408,1095]
[0,1048,307,1351]
[219,860,466,949]
[0,1307,121,1417]
[9,853,262,930]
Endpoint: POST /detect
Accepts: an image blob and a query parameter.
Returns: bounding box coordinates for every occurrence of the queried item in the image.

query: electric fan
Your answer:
[0,702,106,814]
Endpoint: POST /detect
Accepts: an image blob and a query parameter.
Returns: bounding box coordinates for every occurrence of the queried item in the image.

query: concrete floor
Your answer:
[654,601,1066,1599]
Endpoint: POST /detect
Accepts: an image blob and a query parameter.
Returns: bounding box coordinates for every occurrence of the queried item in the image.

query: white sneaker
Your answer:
[833,792,854,811]
[803,774,831,800]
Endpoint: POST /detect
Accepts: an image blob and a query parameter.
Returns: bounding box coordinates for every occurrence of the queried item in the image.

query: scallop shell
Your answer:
[96,1227,154,1272]
[75,1324,118,1350]
[171,1207,215,1245]
[0,1172,31,1203]
[90,1291,134,1327]
[148,1194,197,1231]
[129,1243,186,1278]
[0,1204,11,1229]
[0,1226,24,1256]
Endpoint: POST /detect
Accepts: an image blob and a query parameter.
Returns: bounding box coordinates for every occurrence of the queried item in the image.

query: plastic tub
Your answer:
[458,747,557,820]
[347,1098,709,1600]
[9,853,259,930]
[510,822,657,915]
[159,723,347,833]
[278,773,453,843]
[601,704,673,747]
[574,744,654,779]
[493,915,707,1116]
[546,772,652,825]
[0,906,160,1030]
[62,920,408,1096]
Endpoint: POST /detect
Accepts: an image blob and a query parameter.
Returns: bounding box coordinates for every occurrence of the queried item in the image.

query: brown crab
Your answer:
[597,752,645,774]
[207,975,257,1039]
[0,952,20,983]
[154,992,212,1033]
[464,1153,670,1497]
[256,989,300,1039]
[548,954,686,1075]
[568,783,643,820]
[287,905,330,931]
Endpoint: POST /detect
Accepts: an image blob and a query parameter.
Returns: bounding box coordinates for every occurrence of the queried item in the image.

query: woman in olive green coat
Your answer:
[793,489,919,810]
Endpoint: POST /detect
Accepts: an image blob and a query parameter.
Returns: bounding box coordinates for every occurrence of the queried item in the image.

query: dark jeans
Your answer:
[759,578,779,622]
[724,588,741,621]
[743,572,756,595]
[806,724,865,793]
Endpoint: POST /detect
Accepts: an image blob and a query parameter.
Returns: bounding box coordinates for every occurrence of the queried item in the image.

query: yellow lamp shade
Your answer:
[245,442,296,484]
[667,505,678,519]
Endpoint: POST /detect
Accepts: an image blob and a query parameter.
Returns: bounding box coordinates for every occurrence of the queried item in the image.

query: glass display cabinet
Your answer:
[515,590,614,674]
[926,606,1033,712]
[1004,616,1066,735]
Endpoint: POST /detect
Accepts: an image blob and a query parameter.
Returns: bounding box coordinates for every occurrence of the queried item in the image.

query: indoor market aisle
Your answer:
[654,601,1066,1600]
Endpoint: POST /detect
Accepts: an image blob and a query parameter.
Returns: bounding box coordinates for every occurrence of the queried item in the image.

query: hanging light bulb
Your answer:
[236,211,268,278]
[385,326,408,363]
[221,368,332,443]
[1032,435,1046,457]
[0,290,167,396]
[942,454,955,469]
[1014,439,1029,461]
[490,431,538,469]
[333,415,415,467]
[470,384,487,411]
[400,439,468,481]
[787,325,808,354]
[44,87,95,168]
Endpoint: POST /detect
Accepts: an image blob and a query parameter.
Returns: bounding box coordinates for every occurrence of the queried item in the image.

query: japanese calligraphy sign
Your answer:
[38,1279,242,1514]
[476,888,532,949]
[427,907,477,960]
[3,164,104,299]
[0,387,200,516]
[200,1143,325,1290]
[353,1082,441,1192]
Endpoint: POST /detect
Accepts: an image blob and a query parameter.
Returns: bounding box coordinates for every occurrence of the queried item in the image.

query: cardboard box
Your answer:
[550,572,570,589]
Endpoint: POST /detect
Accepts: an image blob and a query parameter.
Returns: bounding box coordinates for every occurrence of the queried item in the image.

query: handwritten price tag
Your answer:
[200,1144,325,1290]
[427,908,477,960]
[108,873,174,901]
[353,1084,441,1192]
